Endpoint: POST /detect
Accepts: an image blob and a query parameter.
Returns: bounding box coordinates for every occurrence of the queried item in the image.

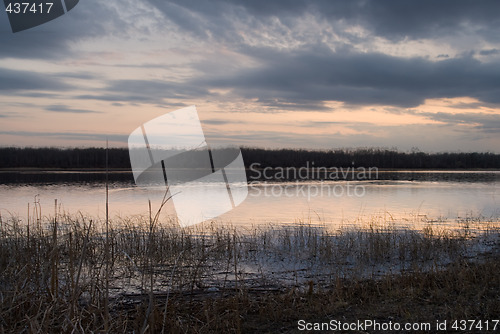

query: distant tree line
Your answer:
[242,148,500,169]
[0,147,499,169]
[0,147,131,169]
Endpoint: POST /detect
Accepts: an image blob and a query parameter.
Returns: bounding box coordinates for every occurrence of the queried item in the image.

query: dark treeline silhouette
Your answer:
[0,147,131,169]
[0,147,499,170]
[243,148,500,169]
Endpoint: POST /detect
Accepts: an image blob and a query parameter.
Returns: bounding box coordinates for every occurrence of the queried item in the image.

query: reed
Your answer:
[0,209,498,333]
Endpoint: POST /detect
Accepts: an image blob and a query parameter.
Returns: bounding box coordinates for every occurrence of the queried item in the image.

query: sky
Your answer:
[0,0,499,152]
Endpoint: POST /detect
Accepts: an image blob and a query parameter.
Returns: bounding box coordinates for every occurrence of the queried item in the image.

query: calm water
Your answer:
[0,171,499,230]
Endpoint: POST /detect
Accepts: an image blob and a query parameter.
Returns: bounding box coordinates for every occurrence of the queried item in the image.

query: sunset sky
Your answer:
[0,0,499,152]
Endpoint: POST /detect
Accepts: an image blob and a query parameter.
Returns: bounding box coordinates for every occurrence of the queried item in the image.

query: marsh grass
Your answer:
[0,210,498,333]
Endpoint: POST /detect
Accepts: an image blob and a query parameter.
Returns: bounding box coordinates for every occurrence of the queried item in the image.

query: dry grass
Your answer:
[0,210,498,333]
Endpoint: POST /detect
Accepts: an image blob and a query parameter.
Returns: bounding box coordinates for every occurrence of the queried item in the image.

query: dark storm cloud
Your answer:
[147,0,500,42]
[193,48,500,108]
[73,45,500,110]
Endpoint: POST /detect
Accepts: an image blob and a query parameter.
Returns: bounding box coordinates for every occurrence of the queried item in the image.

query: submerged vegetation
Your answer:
[0,209,498,333]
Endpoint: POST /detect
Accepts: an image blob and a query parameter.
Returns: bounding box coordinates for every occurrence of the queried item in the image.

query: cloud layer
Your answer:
[0,0,499,151]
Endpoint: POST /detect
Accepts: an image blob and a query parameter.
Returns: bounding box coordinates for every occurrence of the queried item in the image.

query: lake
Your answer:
[0,170,499,231]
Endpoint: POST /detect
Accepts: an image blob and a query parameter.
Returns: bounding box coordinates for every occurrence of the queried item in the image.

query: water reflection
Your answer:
[0,171,498,230]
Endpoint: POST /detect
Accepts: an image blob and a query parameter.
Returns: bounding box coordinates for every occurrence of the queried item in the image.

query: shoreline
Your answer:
[1,167,499,172]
